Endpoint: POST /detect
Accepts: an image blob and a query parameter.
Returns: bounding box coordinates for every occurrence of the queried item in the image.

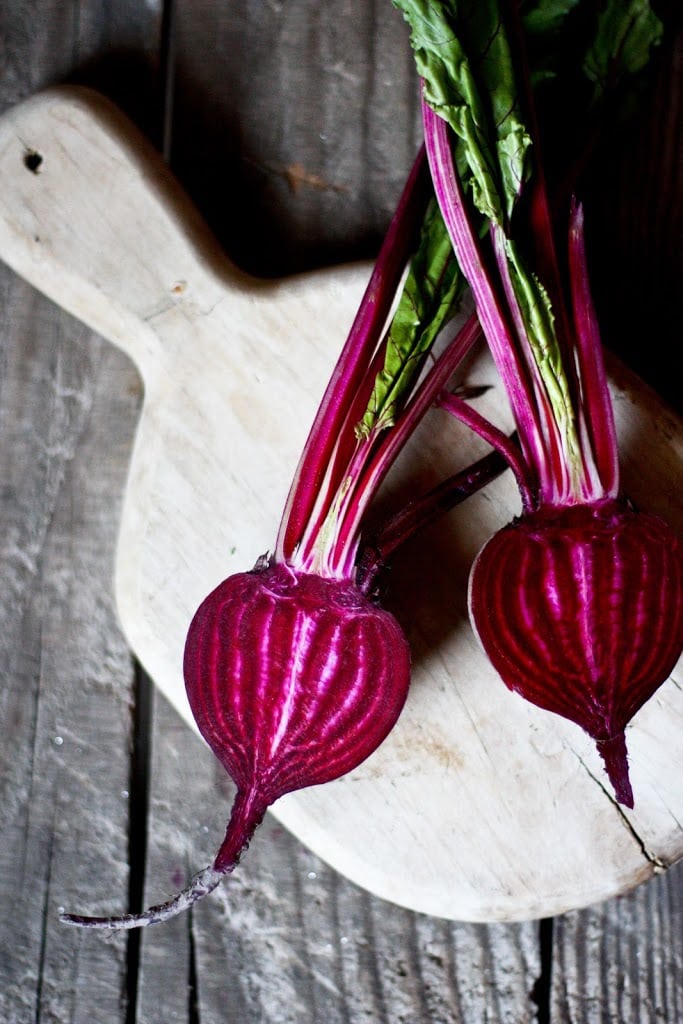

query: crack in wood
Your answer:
[577,753,666,870]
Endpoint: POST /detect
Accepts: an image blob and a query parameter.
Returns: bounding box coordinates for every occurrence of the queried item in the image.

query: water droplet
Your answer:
[54,736,64,746]
[307,871,317,880]
[340,936,349,945]
[121,790,129,799]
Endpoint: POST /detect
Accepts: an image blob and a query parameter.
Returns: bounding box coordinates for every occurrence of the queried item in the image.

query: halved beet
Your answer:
[468,499,683,806]
[185,561,411,813]
[61,561,410,929]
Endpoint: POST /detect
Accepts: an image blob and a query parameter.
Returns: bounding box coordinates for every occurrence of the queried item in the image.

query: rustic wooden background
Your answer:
[0,2,681,1022]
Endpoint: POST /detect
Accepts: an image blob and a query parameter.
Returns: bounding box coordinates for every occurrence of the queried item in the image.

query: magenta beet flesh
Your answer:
[184,563,411,828]
[468,500,683,806]
[60,563,411,930]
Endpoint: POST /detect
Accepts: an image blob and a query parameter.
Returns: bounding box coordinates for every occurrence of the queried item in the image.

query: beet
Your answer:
[186,562,411,822]
[61,562,410,929]
[468,500,683,806]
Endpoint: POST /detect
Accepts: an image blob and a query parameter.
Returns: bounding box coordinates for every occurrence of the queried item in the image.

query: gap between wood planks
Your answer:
[531,918,553,1024]
[125,664,152,1024]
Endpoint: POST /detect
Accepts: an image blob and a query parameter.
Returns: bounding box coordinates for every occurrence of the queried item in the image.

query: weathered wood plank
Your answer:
[170,0,421,277]
[0,276,142,1022]
[135,686,202,1024]
[0,1,160,1021]
[0,0,162,128]
[551,862,683,1023]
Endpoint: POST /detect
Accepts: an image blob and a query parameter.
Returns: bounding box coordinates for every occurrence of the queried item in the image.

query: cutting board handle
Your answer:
[0,86,256,376]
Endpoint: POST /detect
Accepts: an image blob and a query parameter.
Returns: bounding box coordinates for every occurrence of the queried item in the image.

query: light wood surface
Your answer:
[0,86,681,925]
[1,1,681,1020]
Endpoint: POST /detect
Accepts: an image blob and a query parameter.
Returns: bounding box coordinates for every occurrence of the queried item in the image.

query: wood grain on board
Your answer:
[0,1,681,1022]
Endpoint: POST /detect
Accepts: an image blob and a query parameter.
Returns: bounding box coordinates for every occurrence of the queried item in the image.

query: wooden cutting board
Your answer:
[0,86,681,922]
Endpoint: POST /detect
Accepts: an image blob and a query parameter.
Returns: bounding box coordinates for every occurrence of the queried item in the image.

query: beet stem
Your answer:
[357,443,509,586]
[59,789,268,930]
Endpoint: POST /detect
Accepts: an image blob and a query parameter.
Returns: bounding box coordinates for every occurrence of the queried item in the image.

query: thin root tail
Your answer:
[59,865,224,930]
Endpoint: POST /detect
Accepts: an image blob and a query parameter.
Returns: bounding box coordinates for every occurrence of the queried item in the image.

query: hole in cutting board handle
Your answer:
[23,149,43,173]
